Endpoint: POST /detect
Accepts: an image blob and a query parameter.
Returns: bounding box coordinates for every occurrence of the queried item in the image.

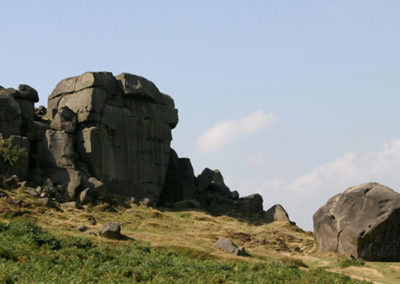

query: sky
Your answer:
[1,1,400,230]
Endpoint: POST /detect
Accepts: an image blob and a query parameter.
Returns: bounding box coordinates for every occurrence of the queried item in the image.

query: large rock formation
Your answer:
[0,71,294,225]
[42,72,178,202]
[313,182,400,261]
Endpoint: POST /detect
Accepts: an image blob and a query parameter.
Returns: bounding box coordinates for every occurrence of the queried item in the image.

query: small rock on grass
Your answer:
[99,222,122,239]
[78,225,88,232]
[216,238,249,257]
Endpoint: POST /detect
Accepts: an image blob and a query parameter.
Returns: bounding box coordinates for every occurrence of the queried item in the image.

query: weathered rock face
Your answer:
[0,71,294,226]
[313,182,400,261]
[44,72,178,202]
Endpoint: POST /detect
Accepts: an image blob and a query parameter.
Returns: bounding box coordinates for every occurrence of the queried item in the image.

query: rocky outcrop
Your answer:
[41,72,178,203]
[313,182,400,261]
[160,161,292,223]
[0,71,294,226]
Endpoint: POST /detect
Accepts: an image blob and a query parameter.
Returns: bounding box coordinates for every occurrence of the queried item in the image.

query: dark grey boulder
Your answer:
[238,194,264,215]
[215,238,249,256]
[99,222,122,239]
[313,182,400,261]
[78,225,88,232]
[0,91,23,137]
[17,84,39,102]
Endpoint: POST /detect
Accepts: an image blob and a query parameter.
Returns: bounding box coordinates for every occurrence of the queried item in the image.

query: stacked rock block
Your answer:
[46,72,178,202]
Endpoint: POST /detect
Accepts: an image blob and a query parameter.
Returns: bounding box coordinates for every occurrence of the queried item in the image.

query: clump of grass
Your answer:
[280,256,309,268]
[0,218,370,283]
[338,256,366,268]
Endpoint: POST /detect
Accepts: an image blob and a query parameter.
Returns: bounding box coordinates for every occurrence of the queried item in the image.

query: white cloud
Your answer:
[195,110,275,154]
[230,138,400,230]
[287,139,400,195]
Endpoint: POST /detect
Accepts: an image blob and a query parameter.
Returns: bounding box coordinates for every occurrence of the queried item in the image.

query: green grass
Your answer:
[0,218,370,283]
[338,256,366,268]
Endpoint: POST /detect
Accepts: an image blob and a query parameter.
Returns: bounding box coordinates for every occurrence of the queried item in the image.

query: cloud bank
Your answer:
[196,110,275,154]
[231,138,400,230]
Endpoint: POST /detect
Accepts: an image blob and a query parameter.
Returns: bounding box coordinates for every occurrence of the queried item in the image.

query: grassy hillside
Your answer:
[0,185,399,283]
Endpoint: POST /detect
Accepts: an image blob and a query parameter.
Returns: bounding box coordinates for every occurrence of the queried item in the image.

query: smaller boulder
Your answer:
[264,204,291,223]
[24,187,39,197]
[77,225,88,232]
[87,215,97,225]
[216,238,249,256]
[99,222,122,239]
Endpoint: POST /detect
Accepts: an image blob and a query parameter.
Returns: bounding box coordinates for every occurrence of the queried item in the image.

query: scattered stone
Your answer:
[87,215,96,225]
[215,238,249,257]
[99,222,122,239]
[40,197,51,206]
[314,182,400,261]
[77,225,88,232]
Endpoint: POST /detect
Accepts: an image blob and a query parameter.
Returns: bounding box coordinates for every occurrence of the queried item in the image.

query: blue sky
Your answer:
[2,1,400,230]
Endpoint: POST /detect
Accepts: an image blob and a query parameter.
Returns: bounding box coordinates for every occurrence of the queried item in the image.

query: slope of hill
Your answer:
[1,184,399,283]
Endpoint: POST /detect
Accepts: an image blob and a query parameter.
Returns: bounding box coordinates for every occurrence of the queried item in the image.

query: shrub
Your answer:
[0,138,27,169]
[338,256,365,268]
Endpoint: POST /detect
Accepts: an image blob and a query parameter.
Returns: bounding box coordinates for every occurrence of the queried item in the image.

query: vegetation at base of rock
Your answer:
[0,219,368,283]
[338,256,366,268]
[0,138,27,173]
